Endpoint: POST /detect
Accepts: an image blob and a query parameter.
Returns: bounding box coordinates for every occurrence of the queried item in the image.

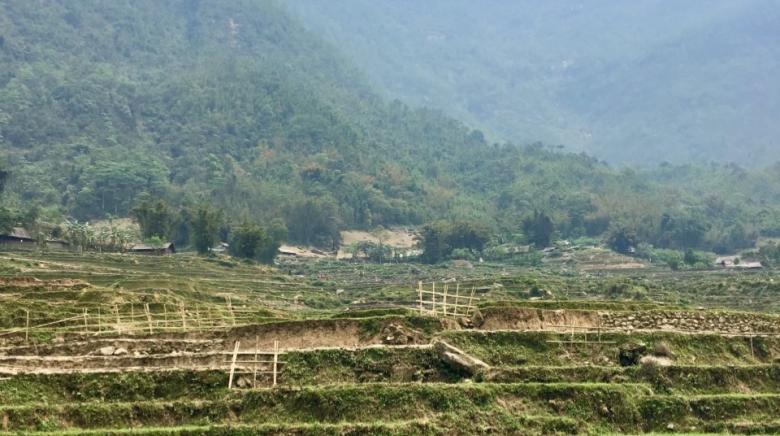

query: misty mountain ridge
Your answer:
[288,0,780,166]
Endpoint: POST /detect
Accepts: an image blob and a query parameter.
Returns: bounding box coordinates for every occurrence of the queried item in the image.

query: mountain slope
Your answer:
[1,0,779,253]
[287,0,780,165]
[0,0,491,228]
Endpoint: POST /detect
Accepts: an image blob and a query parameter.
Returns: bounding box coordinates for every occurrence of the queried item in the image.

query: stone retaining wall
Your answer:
[599,311,780,334]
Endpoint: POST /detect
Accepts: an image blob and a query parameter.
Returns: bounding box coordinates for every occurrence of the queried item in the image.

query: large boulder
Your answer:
[434,341,490,376]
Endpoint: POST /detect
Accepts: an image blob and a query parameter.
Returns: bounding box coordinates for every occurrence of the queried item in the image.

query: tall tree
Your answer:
[0,167,8,195]
[522,211,554,248]
[131,196,173,240]
[229,221,281,264]
[191,204,221,255]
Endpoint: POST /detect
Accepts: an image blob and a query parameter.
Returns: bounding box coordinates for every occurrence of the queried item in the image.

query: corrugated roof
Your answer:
[130,242,174,251]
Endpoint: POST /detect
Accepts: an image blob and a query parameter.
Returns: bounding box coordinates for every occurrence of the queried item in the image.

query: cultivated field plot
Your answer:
[0,252,779,434]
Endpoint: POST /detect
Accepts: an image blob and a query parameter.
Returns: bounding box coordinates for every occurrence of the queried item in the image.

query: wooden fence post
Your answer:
[144,304,153,334]
[273,340,279,387]
[466,287,476,316]
[418,281,423,315]
[750,334,755,359]
[254,335,259,389]
[228,341,240,389]
[454,283,460,317]
[431,282,436,315]
[24,310,29,344]
[180,303,187,330]
[442,285,448,316]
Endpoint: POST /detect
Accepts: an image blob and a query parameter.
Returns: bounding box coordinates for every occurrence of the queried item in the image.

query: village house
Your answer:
[0,227,69,251]
[715,255,763,269]
[128,242,176,256]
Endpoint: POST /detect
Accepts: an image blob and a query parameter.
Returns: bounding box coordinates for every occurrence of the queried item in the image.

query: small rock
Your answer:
[113,347,128,356]
[98,346,116,356]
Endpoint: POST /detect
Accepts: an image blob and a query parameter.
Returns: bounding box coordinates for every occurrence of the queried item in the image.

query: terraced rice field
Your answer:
[0,251,779,434]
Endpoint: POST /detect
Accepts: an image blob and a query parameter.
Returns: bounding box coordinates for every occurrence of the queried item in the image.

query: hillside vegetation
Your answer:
[1,0,780,254]
[288,0,780,165]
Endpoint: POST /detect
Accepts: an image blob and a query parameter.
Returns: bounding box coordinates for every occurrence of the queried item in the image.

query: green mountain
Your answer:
[1,0,779,254]
[0,0,488,226]
[287,0,780,166]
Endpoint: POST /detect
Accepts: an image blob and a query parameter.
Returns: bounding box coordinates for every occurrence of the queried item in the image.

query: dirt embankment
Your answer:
[0,316,437,373]
[476,307,601,331]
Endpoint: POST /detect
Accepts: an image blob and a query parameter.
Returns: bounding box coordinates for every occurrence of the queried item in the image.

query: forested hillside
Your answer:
[1,0,779,254]
[288,0,780,165]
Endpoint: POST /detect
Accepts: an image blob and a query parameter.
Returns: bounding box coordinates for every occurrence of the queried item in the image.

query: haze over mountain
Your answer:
[1,0,779,254]
[287,0,780,165]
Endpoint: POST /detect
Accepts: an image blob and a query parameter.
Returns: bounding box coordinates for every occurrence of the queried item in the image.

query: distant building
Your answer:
[129,242,176,256]
[0,227,34,249]
[0,227,69,251]
[715,256,762,269]
[715,256,738,267]
[210,242,229,254]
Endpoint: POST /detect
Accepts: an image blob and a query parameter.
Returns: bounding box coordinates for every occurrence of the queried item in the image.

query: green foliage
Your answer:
[285,197,341,249]
[0,167,8,195]
[758,242,780,267]
[191,204,221,255]
[0,0,778,257]
[352,241,393,263]
[289,1,780,166]
[418,220,491,263]
[131,195,173,240]
[229,222,281,264]
[605,223,639,254]
[522,211,554,248]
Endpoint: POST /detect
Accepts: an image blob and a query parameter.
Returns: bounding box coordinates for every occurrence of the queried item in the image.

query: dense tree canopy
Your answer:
[0,1,779,256]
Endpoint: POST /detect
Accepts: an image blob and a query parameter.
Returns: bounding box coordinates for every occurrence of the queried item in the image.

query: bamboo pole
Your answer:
[418,281,423,315]
[454,283,460,317]
[750,335,755,359]
[431,282,436,315]
[83,308,88,333]
[228,341,240,389]
[273,340,279,387]
[180,303,187,330]
[144,304,153,334]
[465,287,476,316]
[24,310,29,344]
[115,305,121,333]
[254,335,259,389]
[443,284,448,316]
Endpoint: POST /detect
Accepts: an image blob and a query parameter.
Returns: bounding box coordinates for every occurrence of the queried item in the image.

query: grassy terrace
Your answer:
[1,381,780,434]
[441,331,780,366]
[1,250,779,434]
